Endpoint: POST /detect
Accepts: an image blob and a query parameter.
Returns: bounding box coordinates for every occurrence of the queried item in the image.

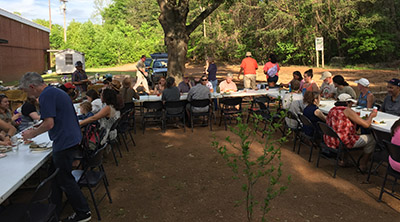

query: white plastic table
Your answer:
[319,100,399,133]
[0,132,52,204]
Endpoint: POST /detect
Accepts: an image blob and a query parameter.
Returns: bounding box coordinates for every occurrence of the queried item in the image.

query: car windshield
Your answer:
[153,60,168,68]
[145,58,152,67]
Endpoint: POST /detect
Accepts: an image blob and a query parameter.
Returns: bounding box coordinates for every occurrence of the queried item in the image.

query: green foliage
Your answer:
[212,113,290,221]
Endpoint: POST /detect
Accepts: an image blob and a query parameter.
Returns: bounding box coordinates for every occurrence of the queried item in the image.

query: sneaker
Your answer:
[61,211,91,222]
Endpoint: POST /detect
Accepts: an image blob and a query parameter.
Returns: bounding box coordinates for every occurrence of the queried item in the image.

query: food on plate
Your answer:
[373,120,386,124]
[0,147,12,153]
[24,140,34,145]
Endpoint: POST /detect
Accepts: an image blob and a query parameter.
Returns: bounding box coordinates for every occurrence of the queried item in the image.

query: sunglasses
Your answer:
[201,79,207,81]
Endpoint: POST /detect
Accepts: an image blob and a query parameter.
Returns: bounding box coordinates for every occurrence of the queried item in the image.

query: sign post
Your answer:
[315,37,324,68]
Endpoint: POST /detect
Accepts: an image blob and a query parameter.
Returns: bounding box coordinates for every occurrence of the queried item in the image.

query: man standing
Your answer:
[20,72,91,222]
[219,73,237,93]
[71,61,89,93]
[133,55,150,94]
[319,71,336,98]
[381,78,400,116]
[238,52,258,89]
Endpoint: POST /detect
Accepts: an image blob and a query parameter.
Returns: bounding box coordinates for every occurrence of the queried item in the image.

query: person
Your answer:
[71,61,89,93]
[18,96,40,132]
[281,71,303,91]
[381,78,400,116]
[162,77,181,114]
[388,119,400,172]
[59,82,78,101]
[325,93,376,171]
[178,76,194,93]
[80,88,121,146]
[187,75,211,115]
[202,75,213,92]
[282,80,304,128]
[133,55,150,94]
[302,91,326,137]
[219,73,238,93]
[0,94,21,127]
[320,71,336,99]
[77,101,94,120]
[85,89,103,114]
[238,51,258,89]
[263,54,280,87]
[355,78,375,108]
[301,69,319,94]
[206,57,218,93]
[110,80,125,111]
[120,77,139,114]
[20,72,91,221]
[154,76,167,95]
[333,75,357,99]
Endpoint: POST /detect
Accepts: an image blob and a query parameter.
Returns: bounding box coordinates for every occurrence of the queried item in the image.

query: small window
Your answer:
[65,54,73,65]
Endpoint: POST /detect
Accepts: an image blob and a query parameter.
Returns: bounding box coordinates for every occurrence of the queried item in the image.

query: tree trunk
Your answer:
[165,29,189,83]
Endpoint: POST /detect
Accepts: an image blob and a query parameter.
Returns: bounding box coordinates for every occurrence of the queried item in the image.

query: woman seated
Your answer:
[281,71,303,91]
[18,96,40,132]
[333,75,357,99]
[301,69,319,94]
[80,89,121,145]
[162,77,182,114]
[282,80,304,128]
[0,94,21,128]
[120,77,139,114]
[78,101,94,120]
[154,77,167,95]
[302,91,326,137]
[325,93,376,171]
[85,89,103,114]
[355,78,375,108]
[389,119,400,172]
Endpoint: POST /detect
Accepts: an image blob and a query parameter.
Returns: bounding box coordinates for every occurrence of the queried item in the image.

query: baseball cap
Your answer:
[75,61,83,67]
[245,51,252,57]
[355,78,370,87]
[64,82,75,89]
[387,78,400,87]
[320,71,332,80]
[338,93,357,103]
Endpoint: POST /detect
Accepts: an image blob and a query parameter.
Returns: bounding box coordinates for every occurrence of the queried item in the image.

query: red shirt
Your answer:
[324,106,360,149]
[240,57,258,75]
[263,62,280,77]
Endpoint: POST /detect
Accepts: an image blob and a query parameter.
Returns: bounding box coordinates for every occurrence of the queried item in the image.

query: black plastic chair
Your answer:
[188,99,213,132]
[219,97,242,130]
[0,168,59,222]
[366,128,391,182]
[317,122,363,178]
[297,114,319,162]
[163,100,186,132]
[142,101,164,134]
[72,144,112,221]
[284,110,302,152]
[378,140,400,202]
[117,110,136,152]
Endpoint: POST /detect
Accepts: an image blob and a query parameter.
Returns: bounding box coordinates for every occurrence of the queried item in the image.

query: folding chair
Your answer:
[246,96,270,123]
[378,140,400,202]
[117,110,136,152]
[0,169,59,222]
[188,99,213,132]
[142,101,164,134]
[317,122,363,178]
[72,144,112,221]
[219,97,242,130]
[366,128,391,182]
[297,114,319,162]
[108,119,122,166]
[284,110,302,152]
[163,100,186,132]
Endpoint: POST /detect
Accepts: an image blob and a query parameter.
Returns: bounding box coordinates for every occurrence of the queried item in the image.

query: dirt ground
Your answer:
[67,64,400,221]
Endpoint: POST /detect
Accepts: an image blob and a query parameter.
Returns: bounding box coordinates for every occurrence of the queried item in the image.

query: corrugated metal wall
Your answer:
[0,15,50,83]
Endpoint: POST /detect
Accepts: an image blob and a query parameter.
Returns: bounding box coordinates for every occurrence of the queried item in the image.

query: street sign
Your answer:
[315,37,324,51]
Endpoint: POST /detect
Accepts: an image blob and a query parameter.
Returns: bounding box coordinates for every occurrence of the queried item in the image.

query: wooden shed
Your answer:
[54,49,85,74]
[0,8,50,83]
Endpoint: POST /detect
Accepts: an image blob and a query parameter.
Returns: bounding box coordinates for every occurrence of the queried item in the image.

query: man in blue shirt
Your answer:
[20,72,91,222]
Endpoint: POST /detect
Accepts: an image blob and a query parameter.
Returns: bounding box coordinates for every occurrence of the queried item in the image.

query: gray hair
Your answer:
[20,72,44,89]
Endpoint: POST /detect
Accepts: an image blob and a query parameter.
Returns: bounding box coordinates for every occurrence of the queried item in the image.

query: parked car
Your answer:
[144,57,152,72]
[149,53,168,84]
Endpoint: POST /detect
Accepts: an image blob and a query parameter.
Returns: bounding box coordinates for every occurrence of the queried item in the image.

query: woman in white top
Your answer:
[80,88,120,145]
[85,89,103,114]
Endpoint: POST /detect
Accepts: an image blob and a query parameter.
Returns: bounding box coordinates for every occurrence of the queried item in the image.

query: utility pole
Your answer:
[60,0,68,42]
[49,0,52,31]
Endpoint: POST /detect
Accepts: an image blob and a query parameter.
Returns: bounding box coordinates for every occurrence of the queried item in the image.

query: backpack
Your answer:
[81,122,101,155]
[267,64,278,78]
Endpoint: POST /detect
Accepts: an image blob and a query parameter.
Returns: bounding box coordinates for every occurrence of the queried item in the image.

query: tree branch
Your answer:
[186,0,224,34]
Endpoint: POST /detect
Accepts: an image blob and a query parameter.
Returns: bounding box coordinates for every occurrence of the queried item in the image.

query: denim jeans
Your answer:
[51,145,90,216]
[210,79,218,93]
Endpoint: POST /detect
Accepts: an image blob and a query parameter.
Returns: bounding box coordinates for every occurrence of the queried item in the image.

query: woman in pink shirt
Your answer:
[389,119,400,172]
[263,54,280,88]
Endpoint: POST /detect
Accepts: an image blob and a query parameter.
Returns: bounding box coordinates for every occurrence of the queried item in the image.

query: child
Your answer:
[78,101,94,120]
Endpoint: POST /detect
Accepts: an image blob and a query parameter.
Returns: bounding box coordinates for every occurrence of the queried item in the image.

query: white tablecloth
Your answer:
[0,132,52,204]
